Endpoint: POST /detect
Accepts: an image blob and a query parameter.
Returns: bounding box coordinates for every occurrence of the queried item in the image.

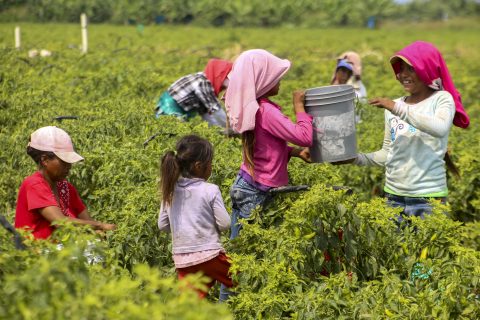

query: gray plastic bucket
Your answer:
[305,92,356,107]
[305,85,357,163]
[305,90,354,102]
[305,84,353,96]
[305,85,354,100]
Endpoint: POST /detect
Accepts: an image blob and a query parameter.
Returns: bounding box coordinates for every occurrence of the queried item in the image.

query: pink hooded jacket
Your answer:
[225,49,291,133]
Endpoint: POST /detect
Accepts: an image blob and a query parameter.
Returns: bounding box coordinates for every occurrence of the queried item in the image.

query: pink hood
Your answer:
[390,41,469,129]
[225,49,291,133]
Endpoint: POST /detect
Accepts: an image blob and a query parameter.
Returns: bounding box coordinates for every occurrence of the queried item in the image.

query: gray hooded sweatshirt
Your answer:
[158,177,231,254]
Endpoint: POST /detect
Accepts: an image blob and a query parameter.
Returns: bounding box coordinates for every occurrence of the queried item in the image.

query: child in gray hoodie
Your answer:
[158,135,233,300]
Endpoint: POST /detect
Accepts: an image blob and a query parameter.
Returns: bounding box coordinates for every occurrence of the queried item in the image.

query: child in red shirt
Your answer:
[15,126,115,239]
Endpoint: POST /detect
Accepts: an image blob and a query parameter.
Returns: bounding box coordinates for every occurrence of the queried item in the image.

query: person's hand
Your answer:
[293,90,306,114]
[368,97,395,111]
[298,148,311,163]
[100,223,116,231]
[291,147,311,163]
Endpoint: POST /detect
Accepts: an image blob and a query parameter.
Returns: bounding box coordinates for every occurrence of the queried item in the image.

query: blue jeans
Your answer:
[229,175,272,240]
[386,193,446,226]
[219,175,271,301]
[219,285,232,302]
[201,108,227,128]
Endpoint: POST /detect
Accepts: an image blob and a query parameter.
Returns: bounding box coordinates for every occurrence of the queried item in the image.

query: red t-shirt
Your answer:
[15,171,86,239]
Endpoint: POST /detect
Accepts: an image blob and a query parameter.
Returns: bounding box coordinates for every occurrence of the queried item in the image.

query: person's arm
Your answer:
[77,209,116,231]
[68,183,116,230]
[211,187,231,232]
[289,147,312,163]
[77,210,95,221]
[263,91,313,147]
[157,203,171,232]
[392,97,454,137]
[369,93,455,138]
[347,110,390,167]
[39,206,115,230]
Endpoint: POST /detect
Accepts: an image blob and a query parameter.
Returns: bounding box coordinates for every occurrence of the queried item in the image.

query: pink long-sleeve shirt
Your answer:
[240,98,313,187]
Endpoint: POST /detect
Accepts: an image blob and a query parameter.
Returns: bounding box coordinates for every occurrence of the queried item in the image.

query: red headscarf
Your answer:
[204,59,233,97]
[390,41,469,129]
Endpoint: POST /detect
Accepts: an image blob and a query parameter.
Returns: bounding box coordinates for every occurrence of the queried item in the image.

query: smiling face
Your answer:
[397,60,430,95]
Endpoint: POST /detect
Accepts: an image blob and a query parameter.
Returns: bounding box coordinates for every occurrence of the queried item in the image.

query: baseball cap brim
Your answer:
[336,60,353,72]
[389,55,412,66]
[54,151,84,164]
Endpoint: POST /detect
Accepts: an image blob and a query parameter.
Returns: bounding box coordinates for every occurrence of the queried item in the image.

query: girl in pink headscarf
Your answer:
[224,49,313,239]
[339,41,469,223]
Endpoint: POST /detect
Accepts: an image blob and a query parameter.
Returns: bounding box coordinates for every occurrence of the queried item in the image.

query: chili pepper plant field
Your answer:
[0,22,479,319]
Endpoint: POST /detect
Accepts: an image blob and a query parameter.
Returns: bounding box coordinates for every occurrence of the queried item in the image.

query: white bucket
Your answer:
[305,85,357,163]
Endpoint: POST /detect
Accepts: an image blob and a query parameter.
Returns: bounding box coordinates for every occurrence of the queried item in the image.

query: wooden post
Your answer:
[15,26,20,49]
[81,13,88,54]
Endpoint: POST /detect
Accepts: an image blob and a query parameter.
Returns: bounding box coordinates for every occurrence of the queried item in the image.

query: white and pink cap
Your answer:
[28,126,84,164]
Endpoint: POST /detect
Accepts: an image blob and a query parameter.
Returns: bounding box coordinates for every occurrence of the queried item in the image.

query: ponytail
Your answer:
[242,131,255,177]
[160,151,180,206]
[444,151,460,179]
[160,135,214,206]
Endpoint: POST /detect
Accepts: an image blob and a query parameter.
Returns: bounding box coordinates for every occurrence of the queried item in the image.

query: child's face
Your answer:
[335,68,352,84]
[397,61,429,95]
[263,82,281,97]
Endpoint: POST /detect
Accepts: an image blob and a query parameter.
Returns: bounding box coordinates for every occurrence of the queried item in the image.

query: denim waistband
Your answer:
[385,192,446,203]
[238,170,272,192]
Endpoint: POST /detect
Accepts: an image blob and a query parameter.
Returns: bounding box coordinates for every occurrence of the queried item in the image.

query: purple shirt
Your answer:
[240,98,313,187]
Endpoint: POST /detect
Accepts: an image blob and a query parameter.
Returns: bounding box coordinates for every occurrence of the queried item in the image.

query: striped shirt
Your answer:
[168,72,222,114]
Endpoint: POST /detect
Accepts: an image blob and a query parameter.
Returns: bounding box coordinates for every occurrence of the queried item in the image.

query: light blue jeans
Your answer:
[219,175,272,301]
[229,175,272,239]
[201,108,227,128]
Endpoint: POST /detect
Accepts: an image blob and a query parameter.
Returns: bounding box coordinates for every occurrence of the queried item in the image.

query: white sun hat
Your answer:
[28,126,84,164]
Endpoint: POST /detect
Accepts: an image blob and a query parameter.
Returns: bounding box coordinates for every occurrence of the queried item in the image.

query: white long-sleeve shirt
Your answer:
[355,90,455,197]
[158,177,231,254]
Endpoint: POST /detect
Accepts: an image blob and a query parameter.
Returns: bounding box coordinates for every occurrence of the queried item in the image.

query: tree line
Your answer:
[1,0,479,27]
